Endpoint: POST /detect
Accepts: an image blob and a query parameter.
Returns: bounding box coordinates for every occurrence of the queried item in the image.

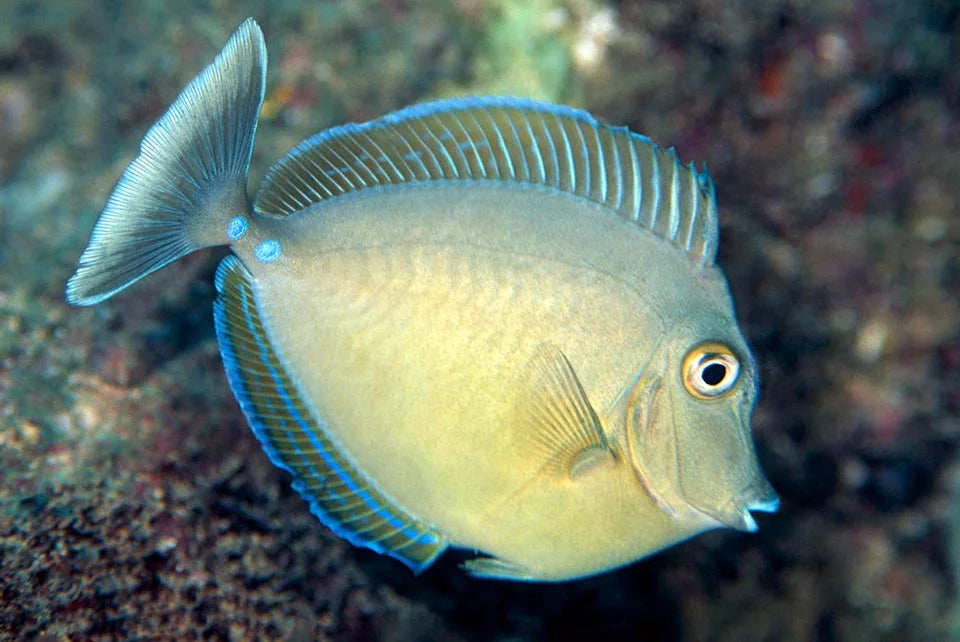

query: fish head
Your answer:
[621,313,778,532]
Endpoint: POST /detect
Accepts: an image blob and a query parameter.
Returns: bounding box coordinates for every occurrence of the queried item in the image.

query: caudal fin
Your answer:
[66,18,266,306]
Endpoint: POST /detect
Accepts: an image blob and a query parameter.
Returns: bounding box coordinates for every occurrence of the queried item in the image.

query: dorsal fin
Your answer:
[254,97,719,267]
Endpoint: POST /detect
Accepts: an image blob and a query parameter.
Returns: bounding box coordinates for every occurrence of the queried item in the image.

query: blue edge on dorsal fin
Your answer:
[212,255,448,572]
[293,96,652,157]
[254,95,719,268]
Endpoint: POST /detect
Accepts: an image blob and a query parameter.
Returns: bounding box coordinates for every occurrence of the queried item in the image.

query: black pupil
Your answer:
[701,362,727,386]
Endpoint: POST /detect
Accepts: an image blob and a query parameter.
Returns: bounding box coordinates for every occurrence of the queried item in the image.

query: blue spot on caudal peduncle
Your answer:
[255,239,282,263]
[227,216,249,241]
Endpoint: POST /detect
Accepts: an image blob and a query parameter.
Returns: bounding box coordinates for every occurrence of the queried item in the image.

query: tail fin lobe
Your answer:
[66,18,266,305]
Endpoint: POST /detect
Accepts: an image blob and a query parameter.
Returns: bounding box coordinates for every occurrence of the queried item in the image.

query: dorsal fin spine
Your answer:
[471,111,499,177]
[406,121,442,177]
[365,129,404,181]
[466,111,490,175]
[334,149,358,188]
[425,119,459,177]
[461,113,487,175]
[567,118,585,196]
[499,109,525,180]
[395,124,429,178]
[486,109,515,179]
[340,136,374,187]
[522,111,540,182]
[684,162,699,252]
[343,134,373,179]
[449,116,473,176]
[625,133,641,220]
[646,146,661,230]
[533,111,555,186]
[327,141,361,190]
[669,154,681,242]
[610,129,624,211]
[595,127,608,204]
[284,156,315,203]
[301,156,328,199]
[434,117,466,176]
[439,114,469,173]
[534,114,556,186]
[563,117,579,192]
[316,146,345,192]
[554,115,575,192]
[578,119,593,199]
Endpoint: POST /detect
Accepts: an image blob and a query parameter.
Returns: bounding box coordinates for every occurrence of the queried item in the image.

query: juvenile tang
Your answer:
[67,19,778,581]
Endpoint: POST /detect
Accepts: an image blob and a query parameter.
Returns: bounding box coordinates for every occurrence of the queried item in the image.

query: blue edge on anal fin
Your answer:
[212,255,447,572]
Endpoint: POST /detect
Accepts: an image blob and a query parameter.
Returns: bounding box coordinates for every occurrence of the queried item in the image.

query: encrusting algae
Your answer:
[67,18,777,581]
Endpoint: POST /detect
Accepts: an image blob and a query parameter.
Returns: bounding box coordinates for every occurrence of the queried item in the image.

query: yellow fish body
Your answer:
[67,19,777,581]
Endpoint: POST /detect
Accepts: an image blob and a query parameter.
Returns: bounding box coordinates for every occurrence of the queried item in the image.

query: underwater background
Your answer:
[1,0,957,640]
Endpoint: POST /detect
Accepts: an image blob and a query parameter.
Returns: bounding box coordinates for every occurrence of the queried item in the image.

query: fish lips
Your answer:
[706,480,780,533]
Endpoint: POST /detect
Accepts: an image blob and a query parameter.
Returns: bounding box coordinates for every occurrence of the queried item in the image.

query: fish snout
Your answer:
[713,480,779,533]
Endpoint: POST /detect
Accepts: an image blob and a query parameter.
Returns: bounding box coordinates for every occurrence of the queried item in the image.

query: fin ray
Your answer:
[517,344,618,479]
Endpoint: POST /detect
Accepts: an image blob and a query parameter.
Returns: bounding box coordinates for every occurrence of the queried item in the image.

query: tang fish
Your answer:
[67,19,778,581]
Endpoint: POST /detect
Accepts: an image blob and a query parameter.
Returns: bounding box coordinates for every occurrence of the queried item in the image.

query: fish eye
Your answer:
[682,342,740,399]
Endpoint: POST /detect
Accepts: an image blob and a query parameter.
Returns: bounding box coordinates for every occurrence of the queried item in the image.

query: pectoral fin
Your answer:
[517,344,618,479]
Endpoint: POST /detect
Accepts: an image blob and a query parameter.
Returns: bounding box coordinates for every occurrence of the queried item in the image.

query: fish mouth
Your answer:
[708,483,780,533]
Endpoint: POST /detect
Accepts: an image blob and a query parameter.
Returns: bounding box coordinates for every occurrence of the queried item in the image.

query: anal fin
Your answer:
[213,255,448,572]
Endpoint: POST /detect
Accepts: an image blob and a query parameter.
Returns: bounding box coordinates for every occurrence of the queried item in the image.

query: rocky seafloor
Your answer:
[1,1,958,640]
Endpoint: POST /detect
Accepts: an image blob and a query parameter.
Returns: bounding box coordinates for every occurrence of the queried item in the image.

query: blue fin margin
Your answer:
[212,255,448,572]
[254,95,719,267]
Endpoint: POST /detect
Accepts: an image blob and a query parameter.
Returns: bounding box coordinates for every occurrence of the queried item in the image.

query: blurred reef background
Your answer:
[1,0,959,640]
